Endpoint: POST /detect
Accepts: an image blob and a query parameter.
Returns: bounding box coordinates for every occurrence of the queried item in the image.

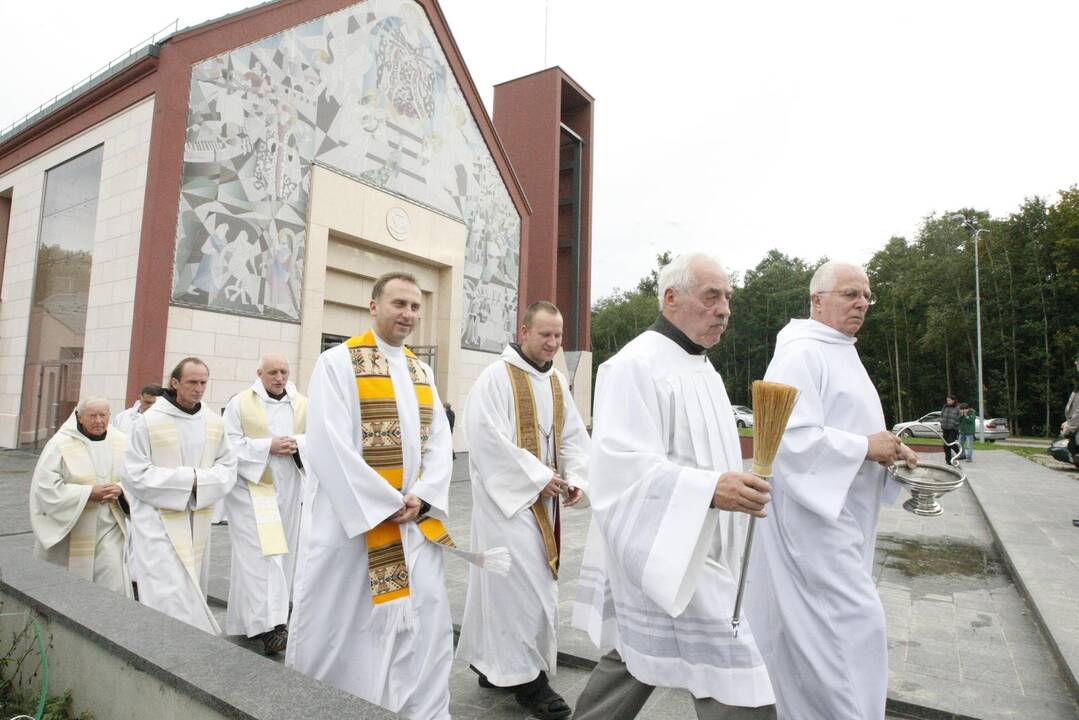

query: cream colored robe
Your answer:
[29,413,131,597]
[124,398,237,633]
[222,380,307,637]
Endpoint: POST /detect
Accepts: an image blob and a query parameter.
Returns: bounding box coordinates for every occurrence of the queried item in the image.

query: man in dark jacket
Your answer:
[940,394,961,465]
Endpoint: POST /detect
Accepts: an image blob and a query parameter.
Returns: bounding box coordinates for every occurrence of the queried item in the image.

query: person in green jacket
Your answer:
[958,403,976,462]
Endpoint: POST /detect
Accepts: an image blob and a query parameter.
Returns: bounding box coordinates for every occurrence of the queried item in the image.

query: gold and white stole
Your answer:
[56,434,127,581]
[145,412,224,589]
[505,363,564,580]
[348,330,454,612]
[237,387,306,556]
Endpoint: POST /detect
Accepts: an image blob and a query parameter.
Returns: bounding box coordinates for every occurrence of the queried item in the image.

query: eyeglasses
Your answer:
[818,289,877,305]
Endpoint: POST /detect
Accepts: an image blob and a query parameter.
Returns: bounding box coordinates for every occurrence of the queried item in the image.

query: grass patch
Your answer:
[900,437,997,451]
[740,428,1053,461]
[995,445,1049,460]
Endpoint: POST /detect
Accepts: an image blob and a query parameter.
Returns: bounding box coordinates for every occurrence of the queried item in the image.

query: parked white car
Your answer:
[733,405,754,428]
[891,411,1010,442]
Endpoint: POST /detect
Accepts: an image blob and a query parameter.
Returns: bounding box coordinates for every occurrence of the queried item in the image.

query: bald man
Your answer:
[745,261,917,719]
[222,353,308,654]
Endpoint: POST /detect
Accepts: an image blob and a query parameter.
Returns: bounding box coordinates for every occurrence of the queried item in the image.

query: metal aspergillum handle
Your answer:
[730,472,766,637]
[900,422,962,468]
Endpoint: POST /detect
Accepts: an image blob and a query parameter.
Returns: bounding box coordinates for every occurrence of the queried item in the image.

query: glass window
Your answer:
[19,146,104,447]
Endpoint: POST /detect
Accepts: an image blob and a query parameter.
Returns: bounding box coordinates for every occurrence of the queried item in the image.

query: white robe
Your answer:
[29,415,131,597]
[112,401,142,434]
[112,401,143,583]
[124,399,237,633]
[286,335,454,720]
[745,318,900,720]
[223,380,307,637]
[457,345,590,686]
[572,329,774,707]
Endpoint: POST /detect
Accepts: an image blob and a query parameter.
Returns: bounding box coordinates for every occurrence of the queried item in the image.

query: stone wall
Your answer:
[0,543,398,719]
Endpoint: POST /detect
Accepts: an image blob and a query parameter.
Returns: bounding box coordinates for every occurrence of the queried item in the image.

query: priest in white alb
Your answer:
[222,352,307,654]
[112,384,161,434]
[573,253,776,719]
[745,261,918,720]
[124,357,237,633]
[287,271,455,720]
[30,398,131,597]
[457,300,590,720]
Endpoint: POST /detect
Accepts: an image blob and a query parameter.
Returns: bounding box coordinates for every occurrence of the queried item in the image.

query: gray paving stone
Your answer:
[5,447,1079,719]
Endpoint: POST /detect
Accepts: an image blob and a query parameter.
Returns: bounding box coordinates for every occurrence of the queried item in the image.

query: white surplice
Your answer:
[112,400,142,434]
[112,400,143,584]
[222,380,307,637]
[29,414,131,597]
[124,399,237,633]
[745,318,900,720]
[286,335,454,720]
[456,345,590,686]
[572,329,775,707]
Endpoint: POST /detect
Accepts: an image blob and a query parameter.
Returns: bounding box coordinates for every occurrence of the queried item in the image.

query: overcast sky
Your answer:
[3,0,1078,298]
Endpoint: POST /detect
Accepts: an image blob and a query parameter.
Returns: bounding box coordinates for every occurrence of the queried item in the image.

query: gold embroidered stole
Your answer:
[348,330,454,607]
[238,388,307,556]
[505,362,564,580]
[146,412,224,589]
[56,433,127,581]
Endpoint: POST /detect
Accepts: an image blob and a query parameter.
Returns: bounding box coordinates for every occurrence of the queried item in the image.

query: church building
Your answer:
[0,0,594,450]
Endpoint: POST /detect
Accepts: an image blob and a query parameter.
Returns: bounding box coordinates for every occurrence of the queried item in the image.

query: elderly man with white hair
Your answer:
[745,260,918,720]
[572,253,776,719]
[29,398,131,597]
[222,352,307,654]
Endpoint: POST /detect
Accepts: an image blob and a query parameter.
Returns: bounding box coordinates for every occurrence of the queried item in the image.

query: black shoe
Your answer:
[514,683,571,720]
[470,665,499,689]
[260,624,288,655]
[1072,519,1079,527]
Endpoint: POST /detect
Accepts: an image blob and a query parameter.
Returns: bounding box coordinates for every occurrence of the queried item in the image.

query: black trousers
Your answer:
[942,428,960,465]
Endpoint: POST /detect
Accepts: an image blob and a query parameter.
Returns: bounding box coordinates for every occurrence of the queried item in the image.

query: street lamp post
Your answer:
[953,215,987,442]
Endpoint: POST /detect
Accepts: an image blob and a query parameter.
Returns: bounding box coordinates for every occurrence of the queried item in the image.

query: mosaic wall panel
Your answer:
[173,0,520,351]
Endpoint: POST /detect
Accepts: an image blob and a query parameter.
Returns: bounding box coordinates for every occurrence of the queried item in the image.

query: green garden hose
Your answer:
[29,616,47,720]
[0,611,48,720]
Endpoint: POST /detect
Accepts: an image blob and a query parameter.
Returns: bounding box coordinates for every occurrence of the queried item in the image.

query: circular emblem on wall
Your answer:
[386,207,410,241]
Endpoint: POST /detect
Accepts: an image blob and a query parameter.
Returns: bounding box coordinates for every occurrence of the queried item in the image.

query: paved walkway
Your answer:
[5,447,1079,719]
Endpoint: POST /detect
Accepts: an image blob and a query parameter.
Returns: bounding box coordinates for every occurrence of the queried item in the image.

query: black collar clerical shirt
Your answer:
[162,390,201,415]
[648,314,707,356]
[509,343,553,374]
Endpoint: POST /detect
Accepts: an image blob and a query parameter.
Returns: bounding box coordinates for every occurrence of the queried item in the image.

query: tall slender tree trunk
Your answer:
[1002,243,1020,432]
[892,302,902,419]
[1033,249,1052,433]
[943,322,952,396]
[903,301,914,421]
[956,286,978,376]
[984,237,1014,428]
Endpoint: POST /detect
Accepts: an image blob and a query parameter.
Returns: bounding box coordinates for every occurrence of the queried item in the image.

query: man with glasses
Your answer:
[745,261,918,720]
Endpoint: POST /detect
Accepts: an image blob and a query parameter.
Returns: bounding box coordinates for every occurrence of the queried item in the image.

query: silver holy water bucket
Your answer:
[888,422,966,516]
[888,461,966,516]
